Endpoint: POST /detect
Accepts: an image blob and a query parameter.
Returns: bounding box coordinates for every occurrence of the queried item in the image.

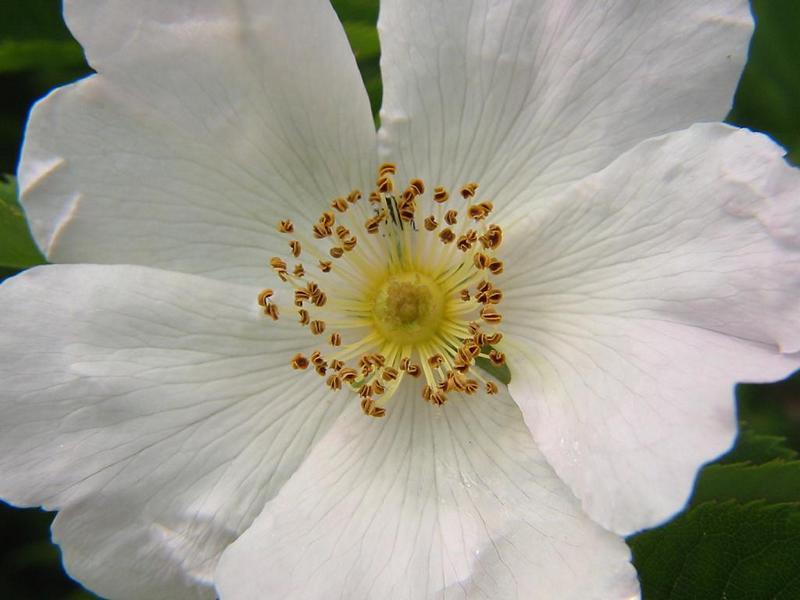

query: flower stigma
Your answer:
[258,163,506,418]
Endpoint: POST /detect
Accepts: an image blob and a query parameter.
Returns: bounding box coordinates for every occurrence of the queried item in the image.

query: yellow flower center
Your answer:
[372,273,444,345]
[258,163,505,417]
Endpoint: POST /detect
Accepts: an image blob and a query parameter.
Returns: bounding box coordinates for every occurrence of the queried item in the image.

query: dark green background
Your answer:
[0,1,798,598]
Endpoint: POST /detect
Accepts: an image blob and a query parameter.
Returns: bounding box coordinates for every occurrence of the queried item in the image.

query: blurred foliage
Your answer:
[0,176,45,268]
[0,0,798,599]
[729,0,800,164]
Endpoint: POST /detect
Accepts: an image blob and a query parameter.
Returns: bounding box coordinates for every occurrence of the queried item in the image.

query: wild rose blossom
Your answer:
[1,0,799,598]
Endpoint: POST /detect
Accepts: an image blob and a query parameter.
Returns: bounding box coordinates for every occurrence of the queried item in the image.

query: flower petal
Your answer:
[215,381,640,600]
[378,0,751,221]
[501,123,800,534]
[0,265,349,598]
[19,0,376,284]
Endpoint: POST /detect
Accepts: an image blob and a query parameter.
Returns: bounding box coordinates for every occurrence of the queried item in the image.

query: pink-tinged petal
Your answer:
[501,123,800,534]
[19,0,376,284]
[216,381,640,600]
[378,0,751,223]
[0,264,349,598]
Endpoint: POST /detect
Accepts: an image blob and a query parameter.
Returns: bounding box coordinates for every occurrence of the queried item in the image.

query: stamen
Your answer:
[260,164,507,417]
[291,354,309,369]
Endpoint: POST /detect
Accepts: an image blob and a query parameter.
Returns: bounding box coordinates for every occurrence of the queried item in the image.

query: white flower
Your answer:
[1,0,798,598]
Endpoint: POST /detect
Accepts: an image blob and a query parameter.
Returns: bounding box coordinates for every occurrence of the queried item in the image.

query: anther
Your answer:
[456,235,473,252]
[377,176,393,194]
[329,332,342,346]
[372,380,386,395]
[270,257,287,271]
[489,350,506,366]
[428,390,447,406]
[291,354,309,369]
[330,359,344,371]
[264,303,279,320]
[365,211,386,234]
[444,210,458,225]
[409,178,425,195]
[460,182,479,199]
[486,332,503,344]
[477,288,503,304]
[406,363,422,377]
[464,379,480,394]
[310,351,325,366]
[298,309,310,325]
[439,228,456,244]
[312,291,327,307]
[480,306,502,324]
[329,247,344,258]
[486,381,498,395]
[480,224,503,249]
[294,289,310,306]
[293,264,305,277]
[287,240,301,257]
[278,220,294,233]
[463,340,481,358]
[487,259,504,275]
[459,289,471,302]
[318,260,332,273]
[340,367,358,382]
[433,186,449,203]
[361,398,385,418]
[424,216,438,231]
[467,201,493,221]
[319,212,335,228]
[312,223,332,239]
[331,197,349,212]
[310,320,326,335]
[473,253,489,269]
[368,191,382,204]
[347,189,362,204]
[378,162,397,177]
[257,289,274,306]
[326,374,342,391]
[428,354,444,368]
[382,367,399,381]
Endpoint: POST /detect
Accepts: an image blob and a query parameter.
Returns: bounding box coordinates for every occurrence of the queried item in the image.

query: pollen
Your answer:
[259,164,507,417]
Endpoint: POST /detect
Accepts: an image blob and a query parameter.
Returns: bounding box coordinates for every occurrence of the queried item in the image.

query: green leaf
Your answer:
[474,347,511,385]
[693,461,800,506]
[0,39,84,74]
[342,22,380,61]
[630,501,800,600]
[0,176,46,268]
[728,0,800,157]
[718,426,798,466]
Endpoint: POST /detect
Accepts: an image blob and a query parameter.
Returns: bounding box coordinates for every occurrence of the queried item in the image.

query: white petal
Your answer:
[19,0,376,284]
[378,0,751,222]
[501,123,800,534]
[0,265,349,599]
[215,381,640,600]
